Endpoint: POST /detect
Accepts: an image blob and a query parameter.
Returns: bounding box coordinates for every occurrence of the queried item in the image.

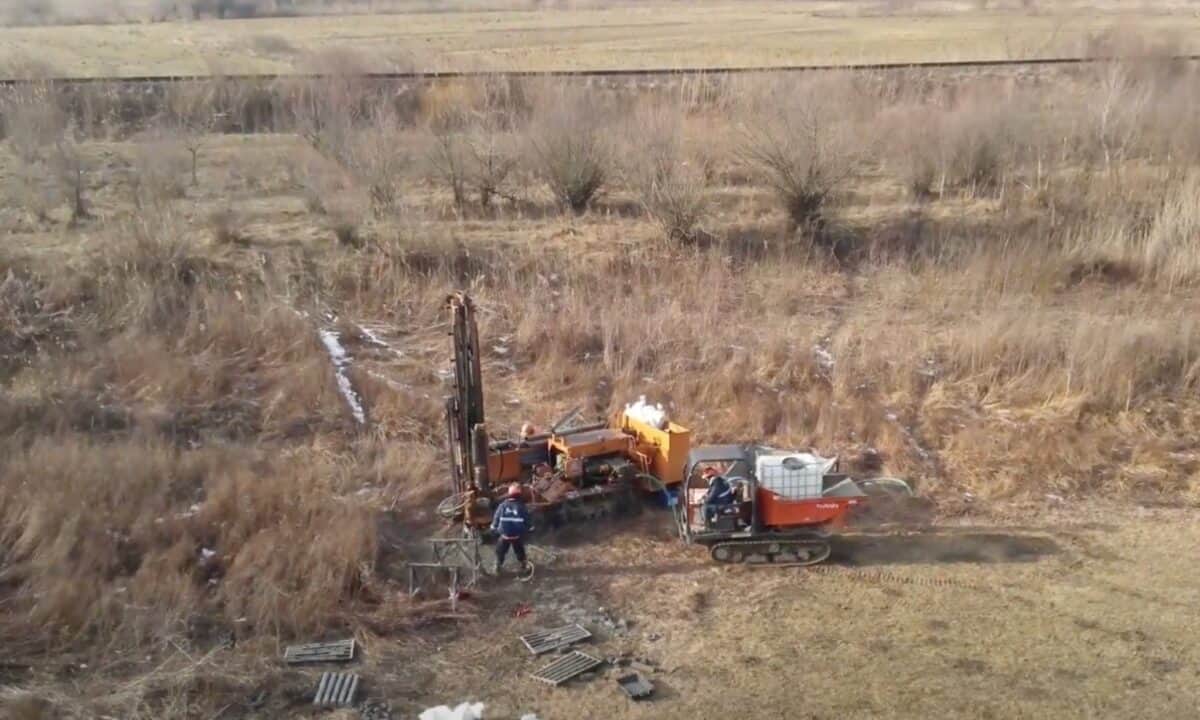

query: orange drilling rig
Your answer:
[441,292,692,534]
[439,292,916,565]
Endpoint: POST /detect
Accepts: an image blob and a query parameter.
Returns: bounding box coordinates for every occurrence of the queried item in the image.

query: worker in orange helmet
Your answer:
[702,466,735,526]
[491,483,532,574]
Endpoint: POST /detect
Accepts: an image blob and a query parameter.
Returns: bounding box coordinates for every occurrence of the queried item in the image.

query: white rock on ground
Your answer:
[418,702,486,720]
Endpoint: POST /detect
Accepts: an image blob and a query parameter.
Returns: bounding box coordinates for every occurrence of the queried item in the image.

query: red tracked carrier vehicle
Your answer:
[677,445,911,565]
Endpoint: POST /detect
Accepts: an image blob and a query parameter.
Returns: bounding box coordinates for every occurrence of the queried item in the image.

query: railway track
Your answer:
[2,54,1199,86]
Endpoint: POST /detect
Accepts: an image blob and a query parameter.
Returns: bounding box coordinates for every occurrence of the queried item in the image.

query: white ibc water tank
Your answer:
[755,453,836,500]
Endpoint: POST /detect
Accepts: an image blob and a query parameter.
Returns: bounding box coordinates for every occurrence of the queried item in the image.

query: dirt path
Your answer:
[372,502,1200,720]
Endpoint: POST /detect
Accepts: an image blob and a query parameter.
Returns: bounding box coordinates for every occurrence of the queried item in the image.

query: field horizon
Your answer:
[3,1,1200,78]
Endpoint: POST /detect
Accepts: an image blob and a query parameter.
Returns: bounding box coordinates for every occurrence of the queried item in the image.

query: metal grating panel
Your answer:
[530,651,603,686]
[520,624,592,655]
[313,672,360,708]
[284,639,356,665]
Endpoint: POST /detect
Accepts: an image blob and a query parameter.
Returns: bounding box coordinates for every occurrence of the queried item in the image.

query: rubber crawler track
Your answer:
[3,55,1199,86]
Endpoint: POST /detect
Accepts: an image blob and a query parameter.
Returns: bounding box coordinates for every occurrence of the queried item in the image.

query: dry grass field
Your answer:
[2,37,1200,719]
[3,1,1200,77]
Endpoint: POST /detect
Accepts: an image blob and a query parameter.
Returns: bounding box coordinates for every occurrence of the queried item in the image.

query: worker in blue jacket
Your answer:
[492,483,532,573]
[702,467,736,526]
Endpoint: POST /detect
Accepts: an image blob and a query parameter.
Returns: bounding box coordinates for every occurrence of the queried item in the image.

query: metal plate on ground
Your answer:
[520,624,592,655]
[313,672,360,708]
[530,651,603,686]
[616,671,654,700]
[284,639,356,665]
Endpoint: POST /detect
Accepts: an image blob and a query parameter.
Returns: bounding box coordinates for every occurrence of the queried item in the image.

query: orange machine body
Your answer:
[548,428,635,464]
[755,488,862,529]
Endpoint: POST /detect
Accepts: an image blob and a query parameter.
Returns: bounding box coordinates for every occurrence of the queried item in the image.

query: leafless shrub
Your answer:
[464,118,519,210]
[348,107,408,217]
[129,136,189,211]
[939,100,1012,195]
[883,103,941,200]
[208,207,247,246]
[526,86,612,214]
[425,103,520,212]
[290,54,372,161]
[331,215,361,247]
[5,160,60,224]
[1,80,67,163]
[425,119,471,210]
[885,87,1030,199]
[627,105,708,242]
[735,78,862,231]
[1082,63,1152,173]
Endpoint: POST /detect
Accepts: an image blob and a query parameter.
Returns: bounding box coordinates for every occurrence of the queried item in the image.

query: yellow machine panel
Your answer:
[620,415,691,486]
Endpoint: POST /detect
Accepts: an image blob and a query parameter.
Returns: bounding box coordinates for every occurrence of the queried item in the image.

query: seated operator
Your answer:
[702,466,736,526]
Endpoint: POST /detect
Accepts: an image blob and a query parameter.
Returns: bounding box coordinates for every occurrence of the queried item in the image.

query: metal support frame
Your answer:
[428,537,484,586]
[406,536,487,612]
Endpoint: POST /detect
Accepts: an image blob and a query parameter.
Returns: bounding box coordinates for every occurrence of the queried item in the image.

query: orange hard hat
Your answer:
[507,483,523,498]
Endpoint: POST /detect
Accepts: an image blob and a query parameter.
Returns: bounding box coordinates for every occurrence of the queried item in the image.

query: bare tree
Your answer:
[424,81,521,213]
[465,120,518,211]
[426,125,470,211]
[50,132,89,224]
[348,105,408,218]
[164,84,217,186]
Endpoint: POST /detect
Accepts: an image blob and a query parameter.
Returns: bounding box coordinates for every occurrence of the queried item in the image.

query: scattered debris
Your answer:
[419,701,485,720]
[359,699,392,720]
[313,672,360,708]
[283,639,356,665]
[592,608,630,637]
[520,623,591,655]
[512,603,533,618]
[812,342,836,375]
[629,659,656,674]
[616,671,654,700]
[530,650,604,686]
